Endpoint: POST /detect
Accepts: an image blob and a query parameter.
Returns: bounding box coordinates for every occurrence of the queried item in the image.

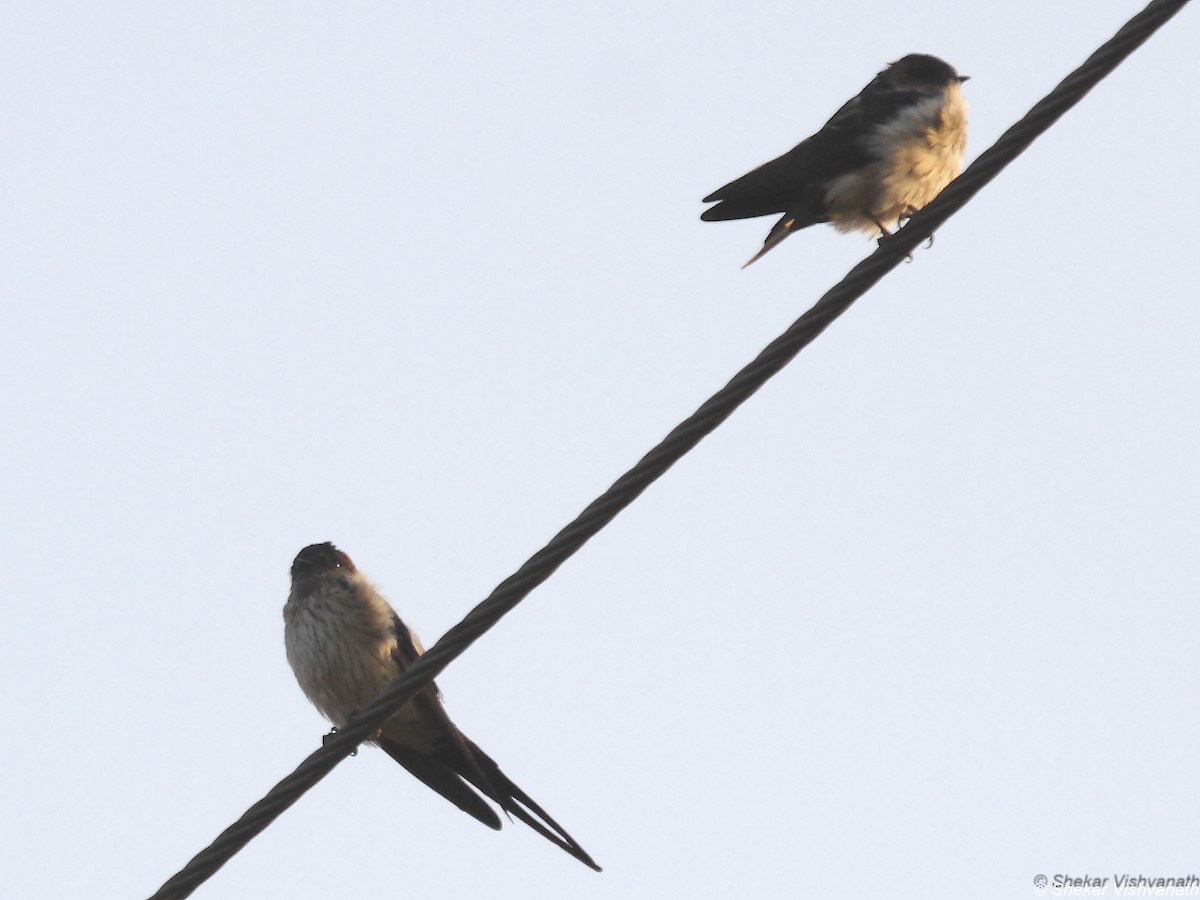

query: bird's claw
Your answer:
[323,726,359,755]
[897,206,935,248]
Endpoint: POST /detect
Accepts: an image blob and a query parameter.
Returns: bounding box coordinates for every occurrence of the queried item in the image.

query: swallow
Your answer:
[284,542,601,871]
[701,53,969,267]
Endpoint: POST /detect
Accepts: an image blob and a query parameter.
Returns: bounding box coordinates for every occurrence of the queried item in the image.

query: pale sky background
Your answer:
[2,2,1197,898]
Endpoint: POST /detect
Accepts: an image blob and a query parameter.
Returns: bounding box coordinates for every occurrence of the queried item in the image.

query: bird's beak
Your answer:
[958,75,971,82]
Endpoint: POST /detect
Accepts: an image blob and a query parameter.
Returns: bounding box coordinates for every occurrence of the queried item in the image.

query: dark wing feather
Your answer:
[379,737,503,830]
[381,614,600,869]
[700,136,842,222]
[701,84,877,222]
[701,73,934,223]
[385,614,505,798]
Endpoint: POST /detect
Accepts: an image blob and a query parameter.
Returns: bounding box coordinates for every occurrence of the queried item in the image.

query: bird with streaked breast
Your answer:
[283,541,601,871]
[701,53,969,267]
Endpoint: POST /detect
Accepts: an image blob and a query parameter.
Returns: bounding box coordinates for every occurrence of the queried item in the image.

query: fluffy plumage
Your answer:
[284,542,600,871]
[702,53,969,266]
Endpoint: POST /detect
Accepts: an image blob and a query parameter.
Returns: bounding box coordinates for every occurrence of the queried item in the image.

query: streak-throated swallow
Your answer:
[701,53,969,267]
[284,542,601,871]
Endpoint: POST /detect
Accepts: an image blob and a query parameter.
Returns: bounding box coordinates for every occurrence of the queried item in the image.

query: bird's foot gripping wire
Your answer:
[897,206,935,249]
[323,726,359,756]
[873,217,914,262]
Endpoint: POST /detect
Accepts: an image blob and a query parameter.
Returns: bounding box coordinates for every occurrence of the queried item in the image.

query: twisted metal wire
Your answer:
[146,1,1190,896]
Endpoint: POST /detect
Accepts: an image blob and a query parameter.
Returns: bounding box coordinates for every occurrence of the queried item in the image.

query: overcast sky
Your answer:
[3,2,1197,899]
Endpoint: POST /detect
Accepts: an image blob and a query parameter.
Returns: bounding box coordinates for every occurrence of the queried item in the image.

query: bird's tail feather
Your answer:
[462,738,602,872]
[742,214,799,268]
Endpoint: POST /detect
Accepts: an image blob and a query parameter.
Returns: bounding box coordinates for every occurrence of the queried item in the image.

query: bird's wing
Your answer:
[700,134,844,221]
[378,737,504,830]
[381,614,509,808]
[385,616,600,869]
[701,79,934,222]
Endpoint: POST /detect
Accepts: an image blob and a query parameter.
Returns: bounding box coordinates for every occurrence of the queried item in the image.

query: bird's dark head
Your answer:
[886,54,968,88]
[291,542,357,582]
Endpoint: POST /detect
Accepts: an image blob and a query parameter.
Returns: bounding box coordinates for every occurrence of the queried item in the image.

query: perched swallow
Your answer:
[284,542,600,871]
[701,53,969,267]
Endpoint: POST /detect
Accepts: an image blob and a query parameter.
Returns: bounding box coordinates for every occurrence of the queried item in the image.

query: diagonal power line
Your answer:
[145,1,1191,896]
